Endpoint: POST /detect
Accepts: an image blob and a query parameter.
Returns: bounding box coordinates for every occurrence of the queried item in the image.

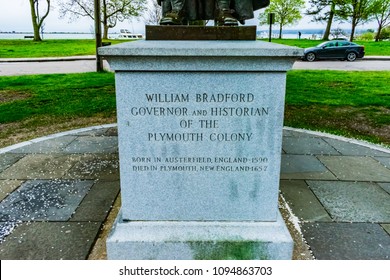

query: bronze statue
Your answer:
[158,0,270,26]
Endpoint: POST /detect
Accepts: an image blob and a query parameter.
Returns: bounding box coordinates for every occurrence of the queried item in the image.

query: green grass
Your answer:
[0,72,115,122]
[0,72,116,147]
[286,70,390,106]
[0,39,131,58]
[262,39,390,56]
[285,70,390,144]
[1,70,389,147]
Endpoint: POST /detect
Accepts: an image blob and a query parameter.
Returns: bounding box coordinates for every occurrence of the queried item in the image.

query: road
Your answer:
[293,59,390,71]
[0,57,389,76]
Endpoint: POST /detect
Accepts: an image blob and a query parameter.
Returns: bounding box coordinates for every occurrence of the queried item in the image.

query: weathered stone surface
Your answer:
[0,180,23,201]
[301,223,390,260]
[102,40,301,259]
[378,183,390,195]
[0,153,25,172]
[0,180,93,221]
[282,137,340,155]
[0,222,101,260]
[99,40,302,72]
[323,138,390,156]
[107,212,293,260]
[64,154,119,181]
[308,181,390,223]
[63,136,118,154]
[280,180,332,222]
[375,156,390,168]
[117,71,285,222]
[0,154,81,180]
[318,156,390,181]
[280,155,337,180]
[69,128,110,137]
[7,136,77,154]
[70,181,120,222]
[381,224,390,235]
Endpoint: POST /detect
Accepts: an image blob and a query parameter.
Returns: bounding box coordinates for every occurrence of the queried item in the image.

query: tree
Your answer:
[143,0,161,25]
[29,0,51,41]
[306,0,342,40]
[371,0,390,41]
[338,0,374,41]
[258,0,305,39]
[58,0,147,39]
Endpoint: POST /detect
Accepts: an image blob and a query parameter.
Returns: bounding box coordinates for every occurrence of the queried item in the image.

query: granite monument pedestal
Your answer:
[99,40,303,260]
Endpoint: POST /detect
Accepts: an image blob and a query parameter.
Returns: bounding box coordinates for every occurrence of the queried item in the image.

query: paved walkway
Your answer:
[0,125,389,260]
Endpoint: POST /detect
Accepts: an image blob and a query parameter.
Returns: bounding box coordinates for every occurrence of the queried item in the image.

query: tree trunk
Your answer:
[102,0,108,39]
[29,0,42,41]
[375,24,383,42]
[29,0,50,42]
[350,19,356,42]
[323,3,335,41]
[103,25,109,40]
[279,22,283,39]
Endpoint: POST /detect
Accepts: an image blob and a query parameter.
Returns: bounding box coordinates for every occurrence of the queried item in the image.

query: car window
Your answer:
[340,41,350,46]
[326,42,335,47]
[317,42,327,48]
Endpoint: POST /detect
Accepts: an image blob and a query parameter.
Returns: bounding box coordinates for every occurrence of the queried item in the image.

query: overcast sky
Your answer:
[0,0,376,34]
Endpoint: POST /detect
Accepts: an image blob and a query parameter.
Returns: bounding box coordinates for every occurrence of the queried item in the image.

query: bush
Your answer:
[358,32,375,41]
[378,26,390,40]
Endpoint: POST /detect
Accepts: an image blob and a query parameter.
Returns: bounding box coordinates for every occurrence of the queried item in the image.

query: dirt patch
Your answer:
[0,90,30,103]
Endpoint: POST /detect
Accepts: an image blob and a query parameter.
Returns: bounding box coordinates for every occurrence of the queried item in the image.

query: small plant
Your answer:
[358,31,375,41]
[377,26,390,40]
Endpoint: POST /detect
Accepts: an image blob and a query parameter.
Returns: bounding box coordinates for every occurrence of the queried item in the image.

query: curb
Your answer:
[363,56,390,61]
[0,56,96,63]
[0,123,117,154]
[284,126,390,154]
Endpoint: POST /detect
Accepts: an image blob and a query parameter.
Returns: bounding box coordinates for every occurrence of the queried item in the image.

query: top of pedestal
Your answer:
[99,40,303,58]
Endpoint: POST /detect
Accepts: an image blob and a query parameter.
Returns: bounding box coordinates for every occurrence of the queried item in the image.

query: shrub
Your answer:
[358,32,375,41]
[378,26,390,40]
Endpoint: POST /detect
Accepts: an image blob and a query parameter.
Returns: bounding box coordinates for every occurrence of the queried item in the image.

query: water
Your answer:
[0,29,344,41]
[258,32,323,40]
[0,33,119,40]
[257,29,325,40]
[1,31,322,40]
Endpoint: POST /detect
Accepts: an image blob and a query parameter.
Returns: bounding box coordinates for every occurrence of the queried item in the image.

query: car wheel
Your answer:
[305,52,316,62]
[346,52,357,62]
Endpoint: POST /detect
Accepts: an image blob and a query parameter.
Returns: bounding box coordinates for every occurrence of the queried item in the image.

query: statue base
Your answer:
[145,25,256,40]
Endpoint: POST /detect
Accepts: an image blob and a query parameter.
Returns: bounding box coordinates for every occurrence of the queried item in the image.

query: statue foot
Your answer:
[159,11,185,25]
[216,9,238,26]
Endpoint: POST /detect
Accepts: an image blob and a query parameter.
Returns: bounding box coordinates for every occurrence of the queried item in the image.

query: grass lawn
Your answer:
[1,38,389,58]
[0,72,116,147]
[0,39,132,58]
[1,71,389,148]
[286,70,390,144]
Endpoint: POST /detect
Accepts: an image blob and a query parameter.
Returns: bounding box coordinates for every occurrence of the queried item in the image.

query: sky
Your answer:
[0,0,377,34]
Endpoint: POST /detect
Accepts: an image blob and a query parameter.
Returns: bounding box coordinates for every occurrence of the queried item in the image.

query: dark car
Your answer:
[303,40,365,62]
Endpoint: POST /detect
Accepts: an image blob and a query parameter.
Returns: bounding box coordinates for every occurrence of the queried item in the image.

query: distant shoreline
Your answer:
[0,27,371,35]
[0,31,119,34]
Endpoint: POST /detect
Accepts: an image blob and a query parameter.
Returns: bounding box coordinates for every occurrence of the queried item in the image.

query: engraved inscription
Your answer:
[128,92,272,173]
